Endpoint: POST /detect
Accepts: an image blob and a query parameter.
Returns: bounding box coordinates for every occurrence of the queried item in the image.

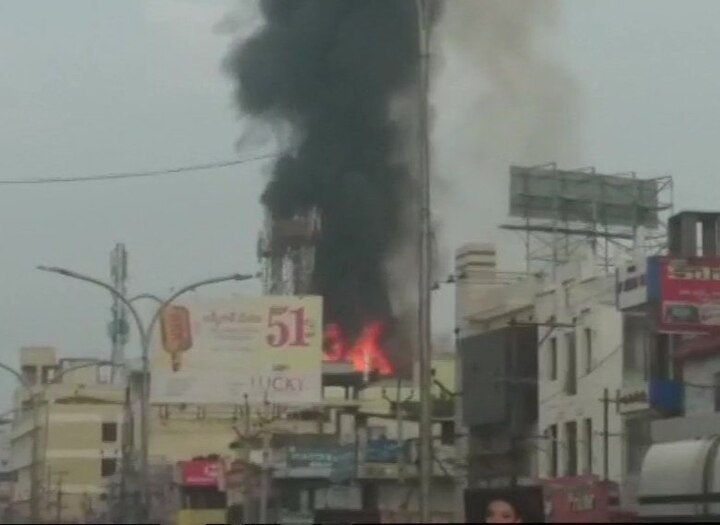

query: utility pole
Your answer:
[234,394,279,525]
[383,379,414,484]
[602,388,610,481]
[259,431,271,524]
[109,243,129,385]
[415,0,433,522]
[54,470,67,524]
[29,390,43,524]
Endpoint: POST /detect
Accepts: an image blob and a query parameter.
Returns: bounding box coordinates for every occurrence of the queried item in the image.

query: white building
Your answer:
[535,250,624,482]
[455,242,627,488]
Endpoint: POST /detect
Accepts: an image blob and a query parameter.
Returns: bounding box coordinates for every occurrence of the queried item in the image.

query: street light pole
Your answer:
[415,0,433,522]
[37,266,257,521]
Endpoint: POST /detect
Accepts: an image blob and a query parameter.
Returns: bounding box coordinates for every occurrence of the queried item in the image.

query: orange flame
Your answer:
[324,322,394,376]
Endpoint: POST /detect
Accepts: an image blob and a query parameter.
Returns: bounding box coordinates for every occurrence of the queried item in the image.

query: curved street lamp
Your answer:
[37,266,258,520]
[0,358,116,524]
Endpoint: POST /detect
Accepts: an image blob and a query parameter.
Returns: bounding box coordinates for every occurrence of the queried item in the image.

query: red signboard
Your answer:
[657,257,720,333]
[180,460,221,487]
[540,476,621,523]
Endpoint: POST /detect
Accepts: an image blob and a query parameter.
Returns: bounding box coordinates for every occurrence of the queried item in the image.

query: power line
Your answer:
[0,153,277,186]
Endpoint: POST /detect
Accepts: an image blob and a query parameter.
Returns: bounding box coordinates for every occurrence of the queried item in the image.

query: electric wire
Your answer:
[0,153,277,186]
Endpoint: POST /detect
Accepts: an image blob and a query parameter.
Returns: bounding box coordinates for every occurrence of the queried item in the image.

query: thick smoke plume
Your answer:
[226,0,439,345]
[433,0,582,257]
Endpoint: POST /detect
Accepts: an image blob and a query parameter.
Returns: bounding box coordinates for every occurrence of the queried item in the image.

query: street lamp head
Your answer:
[233,273,258,282]
[37,265,73,277]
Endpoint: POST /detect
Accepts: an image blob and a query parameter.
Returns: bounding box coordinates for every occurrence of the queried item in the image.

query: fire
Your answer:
[324,322,394,376]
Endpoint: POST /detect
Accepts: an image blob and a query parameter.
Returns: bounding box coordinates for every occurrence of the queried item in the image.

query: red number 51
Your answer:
[267,307,310,348]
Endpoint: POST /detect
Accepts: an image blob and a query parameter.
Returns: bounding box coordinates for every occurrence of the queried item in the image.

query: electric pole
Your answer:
[53,470,67,524]
[109,243,128,384]
[415,0,433,522]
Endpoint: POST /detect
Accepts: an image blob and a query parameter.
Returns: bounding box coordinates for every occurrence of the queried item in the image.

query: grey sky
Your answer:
[0,0,718,404]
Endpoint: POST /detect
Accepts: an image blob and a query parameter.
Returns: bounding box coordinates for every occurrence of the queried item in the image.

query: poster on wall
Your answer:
[150,295,323,405]
[651,257,720,333]
[465,486,546,524]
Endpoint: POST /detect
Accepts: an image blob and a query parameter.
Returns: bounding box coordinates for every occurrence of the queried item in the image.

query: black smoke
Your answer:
[226,0,439,342]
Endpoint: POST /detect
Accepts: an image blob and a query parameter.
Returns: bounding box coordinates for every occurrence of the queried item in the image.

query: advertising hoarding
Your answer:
[151,295,323,405]
[540,476,621,523]
[509,166,660,228]
[179,459,222,487]
[650,257,720,333]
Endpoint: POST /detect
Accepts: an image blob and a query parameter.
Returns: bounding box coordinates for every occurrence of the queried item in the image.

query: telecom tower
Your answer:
[108,243,129,383]
[501,164,674,274]
[257,209,320,296]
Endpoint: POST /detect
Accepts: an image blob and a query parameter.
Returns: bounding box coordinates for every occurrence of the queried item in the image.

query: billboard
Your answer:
[151,295,323,405]
[650,257,720,333]
[465,486,546,523]
[179,459,222,487]
[279,446,357,482]
[509,166,660,228]
[540,476,621,523]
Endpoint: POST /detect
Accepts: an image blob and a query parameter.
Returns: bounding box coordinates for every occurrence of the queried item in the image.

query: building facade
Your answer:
[10,347,125,523]
[536,251,624,483]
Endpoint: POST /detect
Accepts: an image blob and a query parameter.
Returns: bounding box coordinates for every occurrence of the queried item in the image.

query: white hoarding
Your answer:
[150,295,323,405]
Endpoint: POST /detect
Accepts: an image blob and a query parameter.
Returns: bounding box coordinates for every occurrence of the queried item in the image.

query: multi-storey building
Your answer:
[535,248,624,483]
[10,346,125,523]
[454,242,542,522]
[0,418,14,522]
[456,240,641,520]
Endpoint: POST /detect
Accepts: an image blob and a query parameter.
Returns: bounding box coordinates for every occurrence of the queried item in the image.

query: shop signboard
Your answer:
[649,256,720,333]
[282,446,356,482]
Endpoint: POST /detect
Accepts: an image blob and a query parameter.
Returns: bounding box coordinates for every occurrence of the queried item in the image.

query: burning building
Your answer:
[228,0,442,378]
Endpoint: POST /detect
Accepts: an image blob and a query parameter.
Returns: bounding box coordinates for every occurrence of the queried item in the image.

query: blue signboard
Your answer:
[286,446,356,482]
[649,378,683,414]
[365,439,402,463]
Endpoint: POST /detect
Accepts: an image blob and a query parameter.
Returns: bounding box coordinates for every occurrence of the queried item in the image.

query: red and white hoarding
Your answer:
[180,460,222,488]
[653,257,720,333]
[540,476,631,523]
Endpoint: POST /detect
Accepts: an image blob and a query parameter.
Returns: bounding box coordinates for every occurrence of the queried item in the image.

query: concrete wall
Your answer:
[652,411,720,444]
[375,481,456,522]
[683,354,720,416]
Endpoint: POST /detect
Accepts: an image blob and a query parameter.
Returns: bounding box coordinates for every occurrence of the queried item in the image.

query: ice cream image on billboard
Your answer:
[160,305,193,372]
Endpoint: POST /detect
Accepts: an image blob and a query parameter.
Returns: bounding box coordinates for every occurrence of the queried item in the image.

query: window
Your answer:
[651,334,672,381]
[714,372,720,412]
[441,421,455,446]
[102,422,118,443]
[21,366,37,386]
[584,418,593,474]
[623,315,649,380]
[548,424,558,478]
[101,458,117,477]
[584,328,593,374]
[565,421,578,476]
[41,366,56,385]
[626,417,651,474]
[549,337,558,381]
[565,332,577,396]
